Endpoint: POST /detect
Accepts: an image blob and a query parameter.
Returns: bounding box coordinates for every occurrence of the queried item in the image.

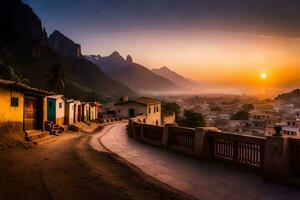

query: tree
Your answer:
[0,61,30,85]
[162,102,181,121]
[241,103,255,112]
[231,110,249,120]
[178,110,206,128]
[46,63,65,93]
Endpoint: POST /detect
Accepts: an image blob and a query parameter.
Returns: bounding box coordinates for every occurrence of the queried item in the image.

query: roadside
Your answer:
[0,124,193,200]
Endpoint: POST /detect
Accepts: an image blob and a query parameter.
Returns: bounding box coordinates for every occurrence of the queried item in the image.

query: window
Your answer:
[148,107,151,114]
[11,97,19,107]
[59,102,62,108]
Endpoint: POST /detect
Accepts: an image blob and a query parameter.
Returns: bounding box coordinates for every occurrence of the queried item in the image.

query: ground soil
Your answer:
[0,131,193,200]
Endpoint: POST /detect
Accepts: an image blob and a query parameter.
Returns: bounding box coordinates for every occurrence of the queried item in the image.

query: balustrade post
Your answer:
[140,125,144,140]
[128,119,133,136]
[264,135,290,179]
[163,123,176,148]
[195,127,220,160]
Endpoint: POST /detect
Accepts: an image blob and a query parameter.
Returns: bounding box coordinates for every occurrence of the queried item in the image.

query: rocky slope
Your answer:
[48,31,81,57]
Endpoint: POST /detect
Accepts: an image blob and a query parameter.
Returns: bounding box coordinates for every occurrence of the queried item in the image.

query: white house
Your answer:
[115,97,161,125]
[47,95,65,126]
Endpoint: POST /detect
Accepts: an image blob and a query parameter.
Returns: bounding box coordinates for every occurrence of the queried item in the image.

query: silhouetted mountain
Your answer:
[0,0,135,101]
[275,89,300,104]
[0,0,50,57]
[86,53,181,93]
[48,31,81,57]
[152,66,200,89]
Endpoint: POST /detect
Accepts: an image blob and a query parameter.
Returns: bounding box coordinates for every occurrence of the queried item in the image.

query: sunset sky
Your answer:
[25,0,300,95]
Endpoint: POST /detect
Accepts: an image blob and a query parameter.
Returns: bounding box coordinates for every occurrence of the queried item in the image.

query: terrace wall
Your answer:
[129,120,300,180]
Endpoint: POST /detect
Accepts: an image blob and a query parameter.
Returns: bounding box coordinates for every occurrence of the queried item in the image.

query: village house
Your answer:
[89,102,101,121]
[115,97,161,125]
[81,102,91,122]
[0,79,52,140]
[65,99,83,125]
[47,95,65,126]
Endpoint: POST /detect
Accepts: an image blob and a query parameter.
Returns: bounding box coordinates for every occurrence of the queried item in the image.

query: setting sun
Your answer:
[261,73,267,80]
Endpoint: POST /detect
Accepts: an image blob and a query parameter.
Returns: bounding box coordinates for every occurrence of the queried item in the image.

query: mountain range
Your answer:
[86,54,181,93]
[0,0,135,101]
[151,66,200,89]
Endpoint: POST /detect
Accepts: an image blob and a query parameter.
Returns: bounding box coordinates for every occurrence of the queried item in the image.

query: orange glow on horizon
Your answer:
[83,30,300,95]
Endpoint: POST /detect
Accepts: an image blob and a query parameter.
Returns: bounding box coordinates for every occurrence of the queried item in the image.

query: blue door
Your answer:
[47,98,56,122]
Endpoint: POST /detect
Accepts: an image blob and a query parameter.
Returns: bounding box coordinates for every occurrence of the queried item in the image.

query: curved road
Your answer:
[95,122,300,200]
[0,126,191,200]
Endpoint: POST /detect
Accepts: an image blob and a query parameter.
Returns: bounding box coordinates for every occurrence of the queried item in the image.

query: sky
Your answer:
[25,0,300,96]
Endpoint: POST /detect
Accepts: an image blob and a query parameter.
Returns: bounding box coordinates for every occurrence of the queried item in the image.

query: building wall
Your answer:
[115,103,147,118]
[74,102,81,123]
[162,113,176,125]
[0,87,24,139]
[56,98,65,125]
[90,106,96,120]
[145,103,161,125]
[65,102,75,125]
[0,87,24,123]
[115,102,161,125]
[83,104,90,121]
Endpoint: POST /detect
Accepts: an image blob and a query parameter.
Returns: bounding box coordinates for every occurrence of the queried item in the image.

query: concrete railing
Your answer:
[97,117,127,124]
[129,121,300,181]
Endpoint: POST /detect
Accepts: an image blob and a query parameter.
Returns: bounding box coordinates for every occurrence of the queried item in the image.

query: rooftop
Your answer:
[115,97,161,106]
[0,79,53,96]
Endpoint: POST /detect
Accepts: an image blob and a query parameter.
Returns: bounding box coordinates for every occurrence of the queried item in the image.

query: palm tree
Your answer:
[46,63,65,93]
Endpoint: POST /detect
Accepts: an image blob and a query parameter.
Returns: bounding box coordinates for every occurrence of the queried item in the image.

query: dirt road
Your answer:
[0,130,192,200]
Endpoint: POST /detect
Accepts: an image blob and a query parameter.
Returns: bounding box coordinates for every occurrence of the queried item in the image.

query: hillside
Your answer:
[86,53,181,93]
[0,0,135,101]
[151,66,200,89]
[275,89,300,104]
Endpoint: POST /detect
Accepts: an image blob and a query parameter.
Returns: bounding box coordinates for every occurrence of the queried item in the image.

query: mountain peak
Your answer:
[160,66,171,71]
[152,66,199,89]
[126,55,133,63]
[108,51,125,63]
[49,30,81,57]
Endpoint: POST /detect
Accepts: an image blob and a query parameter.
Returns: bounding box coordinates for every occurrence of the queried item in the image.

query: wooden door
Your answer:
[24,97,38,130]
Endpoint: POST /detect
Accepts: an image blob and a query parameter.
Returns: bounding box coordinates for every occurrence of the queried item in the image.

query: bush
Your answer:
[178,110,206,128]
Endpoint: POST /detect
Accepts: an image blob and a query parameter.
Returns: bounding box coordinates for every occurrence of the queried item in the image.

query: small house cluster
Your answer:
[114,96,162,125]
[0,79,101,141]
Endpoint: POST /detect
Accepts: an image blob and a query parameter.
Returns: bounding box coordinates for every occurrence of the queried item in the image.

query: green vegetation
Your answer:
[241,103,255,112]
[0,61,30,85]
[178,110,206,128]
[46,63,65,93]
[231,110,249,120]
[161,102,181,121]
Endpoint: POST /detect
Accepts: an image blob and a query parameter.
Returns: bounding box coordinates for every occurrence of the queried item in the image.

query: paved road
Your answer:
[96,122,300,200]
